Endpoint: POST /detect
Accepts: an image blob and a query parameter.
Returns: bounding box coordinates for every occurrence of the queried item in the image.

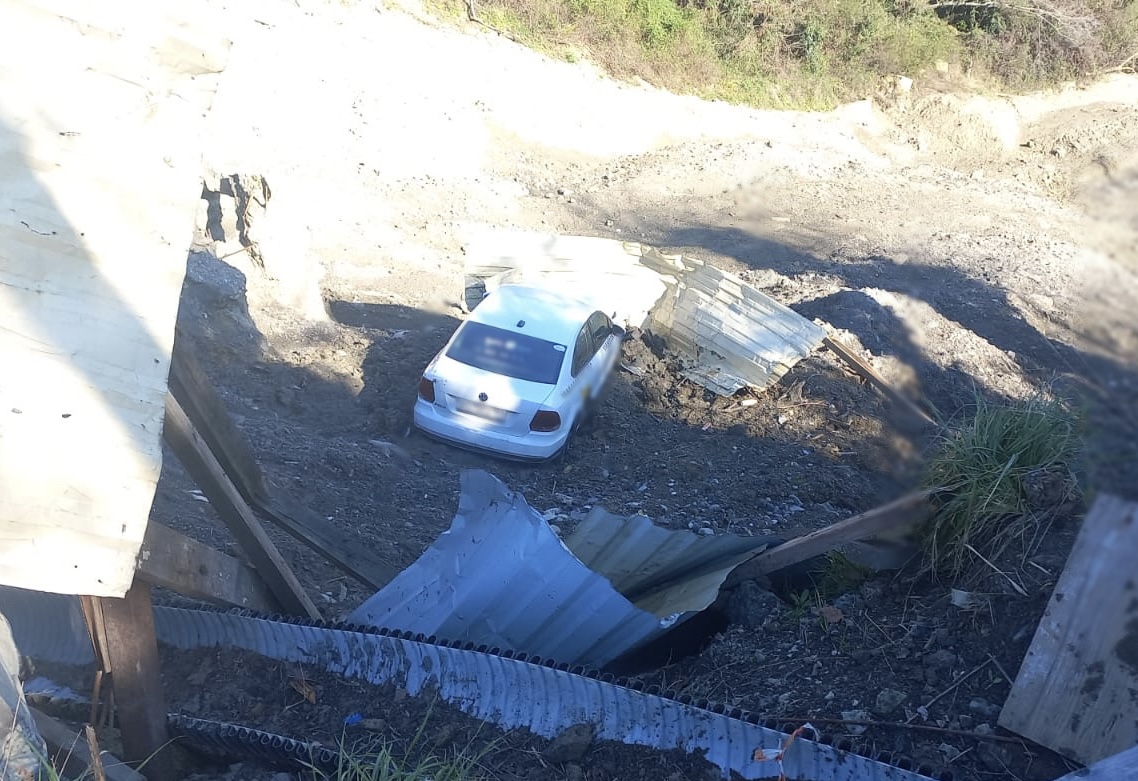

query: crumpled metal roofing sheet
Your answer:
[641,251,828,394]
[461,226,826,395]
[347,470,769,668]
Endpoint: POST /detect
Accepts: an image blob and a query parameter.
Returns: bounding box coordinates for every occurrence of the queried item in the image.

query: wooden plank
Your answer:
[168,339,270,504]
[137,523,280,613]
[90,581,172,781]
[162,395,321,619]
[31,708,147,781]
[724,490,933,589]
[823,336,938,426]
[168,348,399,589]
[999,494,1138,764]
[1052,745,1138,780]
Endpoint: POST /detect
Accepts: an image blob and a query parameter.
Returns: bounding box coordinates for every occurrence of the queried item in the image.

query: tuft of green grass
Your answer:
[919,392,1083,584]
[304,703,492,781]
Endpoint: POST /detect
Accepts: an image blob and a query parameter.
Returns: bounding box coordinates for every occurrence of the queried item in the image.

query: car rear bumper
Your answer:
[413,400,568,462]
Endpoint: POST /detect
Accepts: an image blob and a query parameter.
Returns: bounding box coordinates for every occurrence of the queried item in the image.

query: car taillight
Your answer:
[529,410,561,432]
[418,377,436,403]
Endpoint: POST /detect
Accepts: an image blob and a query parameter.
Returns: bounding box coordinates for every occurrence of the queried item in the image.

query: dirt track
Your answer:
[154,1,1138,778]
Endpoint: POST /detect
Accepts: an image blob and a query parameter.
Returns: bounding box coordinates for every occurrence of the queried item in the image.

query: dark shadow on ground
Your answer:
[655,223,1138,499]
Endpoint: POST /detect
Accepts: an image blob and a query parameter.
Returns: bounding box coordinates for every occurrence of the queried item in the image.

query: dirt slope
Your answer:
[157,1,1138,779]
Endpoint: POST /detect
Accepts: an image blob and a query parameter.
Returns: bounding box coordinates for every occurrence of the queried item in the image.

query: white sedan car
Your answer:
[414,285,624,461]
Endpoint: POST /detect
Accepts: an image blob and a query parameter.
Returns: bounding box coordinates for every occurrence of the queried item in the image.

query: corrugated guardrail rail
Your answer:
[1,589,947,780]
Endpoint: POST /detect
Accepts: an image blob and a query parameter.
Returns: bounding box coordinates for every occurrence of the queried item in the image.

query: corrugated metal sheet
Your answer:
[0,589,940,781]
[461,226,826,395]
[347,470,770,668]
[641,252,828,394]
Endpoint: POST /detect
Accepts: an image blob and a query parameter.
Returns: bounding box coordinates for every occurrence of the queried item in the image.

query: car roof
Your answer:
[466,285,597,344]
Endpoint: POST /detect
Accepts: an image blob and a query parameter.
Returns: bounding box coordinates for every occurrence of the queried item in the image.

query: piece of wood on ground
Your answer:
[822,336,938,426]
[137,522,280,613]
[168,337,269,504]
[724,490,933,589]
[169,339,399,590]
[84,580,172,781]
[162,394,321,619]
[998,494,1138,765]
[1051,744,1138,780]
[31,707,146,781]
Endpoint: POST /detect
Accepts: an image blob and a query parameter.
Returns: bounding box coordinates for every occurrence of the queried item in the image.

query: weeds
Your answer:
[304,702,491,781]
[919,391,1082,585]
[428,0,1134,109]
[305,738,485,781]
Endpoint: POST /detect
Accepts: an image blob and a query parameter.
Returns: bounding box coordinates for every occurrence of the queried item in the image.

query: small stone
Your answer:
[832,593,864,616]
[361,718,387,731]
[549,524,563,537]
[840,709,870,735]
[957,714,974,730]
[977,741,1012,772]
[698,527,715,536]
[968,697,1001,719]
[543,723,595,763]
[724,581,784,629]
[974,722,994,736]
[873,688,908,716]
[923,650,957,670]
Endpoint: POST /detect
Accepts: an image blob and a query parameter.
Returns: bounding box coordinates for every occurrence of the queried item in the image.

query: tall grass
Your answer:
[919,392,1082,584]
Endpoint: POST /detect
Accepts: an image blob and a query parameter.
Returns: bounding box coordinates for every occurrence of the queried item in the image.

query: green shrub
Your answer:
[919,392,1083,584]
[440,0,1135,109]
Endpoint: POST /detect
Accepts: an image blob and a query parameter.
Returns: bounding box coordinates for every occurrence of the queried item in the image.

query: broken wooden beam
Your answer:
[31,708,146,781]
[162,394,321,619]
[823,335,938,426]
[169,339,399,590]
[168,340,270,503]
[724,490,933,589]
[83,581,172,781]
[137,523,280,613]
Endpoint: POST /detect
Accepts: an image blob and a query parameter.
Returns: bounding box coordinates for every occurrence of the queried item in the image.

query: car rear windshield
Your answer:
[446,322,566,385]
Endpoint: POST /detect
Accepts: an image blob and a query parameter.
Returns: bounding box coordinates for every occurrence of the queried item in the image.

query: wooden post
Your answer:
[84,580,172,781]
